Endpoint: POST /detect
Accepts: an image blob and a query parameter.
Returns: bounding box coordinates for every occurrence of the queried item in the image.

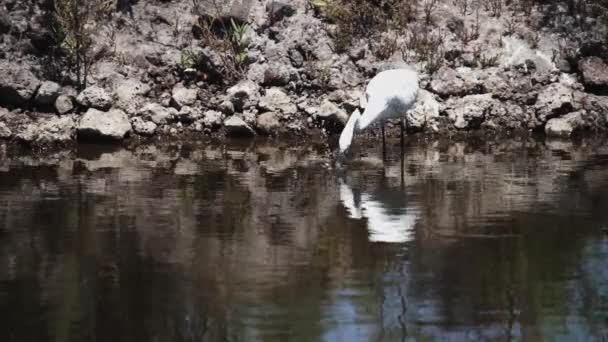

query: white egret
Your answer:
[339,68,419,155]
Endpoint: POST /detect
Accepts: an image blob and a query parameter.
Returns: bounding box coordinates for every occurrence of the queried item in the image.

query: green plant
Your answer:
[230,18,250,68]
[318,64,331,90]
[54,0,112,90]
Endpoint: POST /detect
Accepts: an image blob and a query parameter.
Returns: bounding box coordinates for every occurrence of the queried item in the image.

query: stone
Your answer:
[258,87,297,115]
[54,95,74,114]
[76,86,113,110]
[535,82,575,122]
[256,112,280,135]
[176,106,201,123]
[429,66,481,98]
[262,64,292,86]
[545,110,586,138]
[131,117,157,136]
[483,101,526,130]
[266,1,296,22]
[0,122,11,139]
[406,90,440,131]
[579,57,608,95]
[288,48,304,67]
[139,102,173,125]
[444,94,496,129]
[202,110,223,128]
[78,108,132,140]
[114,78,151,115]
[226,80,260,111]
[224,116,255,137]
[171,85,198,109]
[15,115,76,144]
[0,61,41,106]
[34,81,61,106]
[316,100,349,125]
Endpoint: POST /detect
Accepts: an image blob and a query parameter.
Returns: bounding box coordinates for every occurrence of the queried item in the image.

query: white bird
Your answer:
[339,68,419,155]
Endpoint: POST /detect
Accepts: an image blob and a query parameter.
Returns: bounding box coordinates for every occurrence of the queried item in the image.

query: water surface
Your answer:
[0,139,607,341]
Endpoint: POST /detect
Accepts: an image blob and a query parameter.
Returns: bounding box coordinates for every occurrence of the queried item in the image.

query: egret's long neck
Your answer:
[339,110,361,153]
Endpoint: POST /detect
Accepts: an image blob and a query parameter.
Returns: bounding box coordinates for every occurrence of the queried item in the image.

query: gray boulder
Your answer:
[76,86,113,110]
[0,122,11,139]
[131,117,157,136]
[258,87,297,116]
[256,112,280,135]
[202,110,223,128]
[78,108,132,140]
[16,115,76,144]
[34,81,61,106]
[0,61,41,106]
[316,100,349,125]
[262,64,292,86]
[444,94,496,129]
[406,90,440,131]
[429,66,481,98]
[55,95,74,114]
[535,82,575,122]
[579,57,608,95]
[226,80,260,111]
[171,85,198,109]
[224,116,255,137]
[176,106,201,123]
[139,103,173,125]
[114,79,151,115]
[545,110,586,138]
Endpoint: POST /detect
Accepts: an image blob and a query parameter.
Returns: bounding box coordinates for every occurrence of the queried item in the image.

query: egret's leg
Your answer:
[400,116,405,153]
[381,120,386,158]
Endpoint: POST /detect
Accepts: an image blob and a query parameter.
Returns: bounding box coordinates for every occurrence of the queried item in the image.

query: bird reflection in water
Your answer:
[339,175,416,243]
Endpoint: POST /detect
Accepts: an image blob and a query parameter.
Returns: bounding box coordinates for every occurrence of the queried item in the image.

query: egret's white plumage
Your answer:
[339,68,419,153]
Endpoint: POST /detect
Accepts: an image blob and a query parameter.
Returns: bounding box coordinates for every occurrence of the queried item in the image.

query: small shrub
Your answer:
[53,0,112,89]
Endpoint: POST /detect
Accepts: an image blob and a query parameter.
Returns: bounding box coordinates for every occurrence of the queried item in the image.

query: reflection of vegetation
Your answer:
[1,142,608,340]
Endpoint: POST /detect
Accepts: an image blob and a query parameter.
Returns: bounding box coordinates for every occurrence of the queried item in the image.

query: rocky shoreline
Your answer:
[1,0,608,149]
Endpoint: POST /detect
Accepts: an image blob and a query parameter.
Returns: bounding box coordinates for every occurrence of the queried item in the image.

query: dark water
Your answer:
[1,138,608,341]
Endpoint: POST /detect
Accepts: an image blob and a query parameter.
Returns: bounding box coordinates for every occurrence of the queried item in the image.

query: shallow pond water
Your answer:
[0,138,607,341]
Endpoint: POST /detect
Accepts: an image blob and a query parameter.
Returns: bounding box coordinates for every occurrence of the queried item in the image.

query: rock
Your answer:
[262,64,292,86]
[579,57,608,95]
[444,94,496,129]
[54,95,74,114]
[317,100,348,125]
[114,79,151,115]
[226,80,260,111]
[219,100,235,115]
[176,106,201,123]
[76,86,113,110]
[171,85,198,109]
[288,48,304,67]
[258,87,297,115]
[545,110,586,138]
[202,110,223,128]
[139,103,173,125]
[224,116,255,137]
[406,90,440,131]
[256,112,280,135]
[0,122,11,139]
[15,115,76,144]
[429,66,481,98]
[483,101,526,130]
[78,108,132,140]
[266,1,296,22]
[34,81,61,106]
[0,61,41,106]
[535,82,575,122]
[131,117,157,136]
